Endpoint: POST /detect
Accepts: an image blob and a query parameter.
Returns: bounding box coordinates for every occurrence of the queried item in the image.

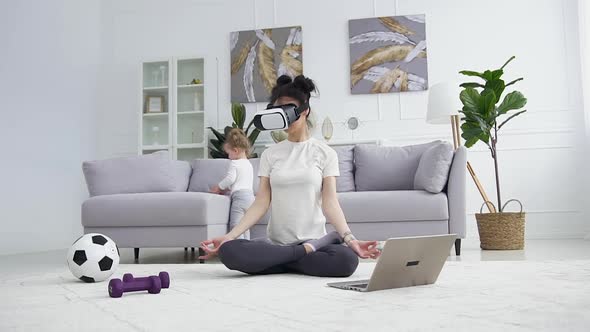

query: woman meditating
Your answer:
[199,75,381,277]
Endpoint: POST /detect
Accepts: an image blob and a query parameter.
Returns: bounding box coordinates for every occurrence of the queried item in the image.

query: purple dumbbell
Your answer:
[108,272,170,298]
[122,272,170,288]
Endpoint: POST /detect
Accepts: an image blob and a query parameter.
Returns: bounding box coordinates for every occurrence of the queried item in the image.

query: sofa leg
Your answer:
[198,248,205,264]
[134,248,140,262]
[454,239,461,256]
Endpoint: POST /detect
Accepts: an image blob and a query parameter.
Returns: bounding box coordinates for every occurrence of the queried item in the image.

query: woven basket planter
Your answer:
[476,199,525,250]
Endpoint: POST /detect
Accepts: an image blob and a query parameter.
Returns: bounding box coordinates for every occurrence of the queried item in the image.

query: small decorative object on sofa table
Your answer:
[322,117,334,141]
[459,56,527,250]
[270,130,288,143]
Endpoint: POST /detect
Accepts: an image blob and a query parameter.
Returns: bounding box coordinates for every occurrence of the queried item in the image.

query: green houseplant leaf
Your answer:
[505,77,524,88]
[460,88,480,112]
[208,126,226,142]
[459,70,485,78]
[209,138,223,152]
[478,89,497,121]
[496,91,527,115]
[210,150,227,159]
[460,82,485,89]
[485,79,505,104]
[231,103,246,129]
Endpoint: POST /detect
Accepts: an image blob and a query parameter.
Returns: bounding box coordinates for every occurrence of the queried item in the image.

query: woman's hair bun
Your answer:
[293,75,316,94]
[276,75,293,86]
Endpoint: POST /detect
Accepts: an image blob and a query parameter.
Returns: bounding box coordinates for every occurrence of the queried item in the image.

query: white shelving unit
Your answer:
[140,59,172,156]
[140,56,213,161]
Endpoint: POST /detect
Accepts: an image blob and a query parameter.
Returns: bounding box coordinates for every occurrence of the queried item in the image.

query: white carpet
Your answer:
[2,260,589,332]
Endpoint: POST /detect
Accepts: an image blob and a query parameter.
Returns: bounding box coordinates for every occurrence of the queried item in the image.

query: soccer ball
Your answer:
[66,233,120,283]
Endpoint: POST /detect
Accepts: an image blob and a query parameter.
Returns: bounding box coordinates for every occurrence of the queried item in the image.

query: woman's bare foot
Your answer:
[303,243,314,254]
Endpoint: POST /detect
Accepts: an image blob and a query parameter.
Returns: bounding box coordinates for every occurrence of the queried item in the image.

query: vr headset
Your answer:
[252,102,309,131]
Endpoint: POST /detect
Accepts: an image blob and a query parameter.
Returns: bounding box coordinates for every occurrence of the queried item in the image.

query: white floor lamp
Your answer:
[426,82,496,213]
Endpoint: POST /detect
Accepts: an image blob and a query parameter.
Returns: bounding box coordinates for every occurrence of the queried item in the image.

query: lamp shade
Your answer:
[426,82,461,124]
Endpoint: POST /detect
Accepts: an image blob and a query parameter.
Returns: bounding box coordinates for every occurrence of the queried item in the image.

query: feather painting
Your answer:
[350,31,414,45]
[230,26,303,103]
[255,29,275,50]
[257,29,277,94]
[279,46,303,78]
[278,26,303,78]
[403,40,427,62]
[349,15,428,94]
[351,45,426,86]
[378,17,415,36]
[404,15,426,24]
[362,66,426,91]
[243,41,258,102]
[230,32,239,52]
[231,40,252,75]
[371,67,403,93]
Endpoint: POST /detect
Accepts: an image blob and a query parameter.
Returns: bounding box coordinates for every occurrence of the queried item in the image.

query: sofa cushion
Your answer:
[414,142,454,193]
[81,192,230,227]
[189,158,260,193]
[82,151,180,197]
[332,145,355,192]
[354,141,441,191]
[337,190,449,223]
[172,160,192,192]
[189,159,231,192]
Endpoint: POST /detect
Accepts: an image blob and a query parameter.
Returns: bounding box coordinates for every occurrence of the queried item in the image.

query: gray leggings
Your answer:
[229,190,255,240]
[218,239,359,277]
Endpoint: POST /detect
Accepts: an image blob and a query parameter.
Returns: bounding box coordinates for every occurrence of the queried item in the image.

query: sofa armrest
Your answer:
[447,146,467,238]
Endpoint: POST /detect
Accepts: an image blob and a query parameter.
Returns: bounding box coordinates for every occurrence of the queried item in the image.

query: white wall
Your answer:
[0,0,100,255]
[98,0,587,239]
[577,0,590,240]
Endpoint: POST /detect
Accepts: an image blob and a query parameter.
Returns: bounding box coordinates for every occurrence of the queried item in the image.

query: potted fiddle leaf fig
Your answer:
[207,103,261,158]
[459,56,527,250]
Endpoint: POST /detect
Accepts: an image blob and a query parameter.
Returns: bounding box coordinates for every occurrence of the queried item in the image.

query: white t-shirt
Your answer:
[258,137,340,245]
[218,159,254,194]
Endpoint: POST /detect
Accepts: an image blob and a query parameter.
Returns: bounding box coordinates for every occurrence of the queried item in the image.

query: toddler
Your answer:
[210,128,254,240]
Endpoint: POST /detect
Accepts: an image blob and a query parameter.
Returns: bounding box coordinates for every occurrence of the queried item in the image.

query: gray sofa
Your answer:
[82,141,466,260]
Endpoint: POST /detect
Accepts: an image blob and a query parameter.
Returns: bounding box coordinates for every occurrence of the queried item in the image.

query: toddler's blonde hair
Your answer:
[225,128,250,153]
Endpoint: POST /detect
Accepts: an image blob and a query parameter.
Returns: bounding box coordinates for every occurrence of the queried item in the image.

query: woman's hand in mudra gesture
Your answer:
[348,240,381,259]
[198,235,233,260]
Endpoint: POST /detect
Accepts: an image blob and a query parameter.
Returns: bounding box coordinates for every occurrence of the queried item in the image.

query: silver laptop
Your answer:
[328,234,456,292]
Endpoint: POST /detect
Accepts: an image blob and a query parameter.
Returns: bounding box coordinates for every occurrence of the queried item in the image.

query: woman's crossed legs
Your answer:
[217,239,359,277]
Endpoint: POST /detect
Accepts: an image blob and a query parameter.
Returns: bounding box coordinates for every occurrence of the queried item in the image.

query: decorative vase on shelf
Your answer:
[322,117,333,141]
[152,70,159,87]
[193,92,201,111]
[152,126,160,145]
[159,66,167,86]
